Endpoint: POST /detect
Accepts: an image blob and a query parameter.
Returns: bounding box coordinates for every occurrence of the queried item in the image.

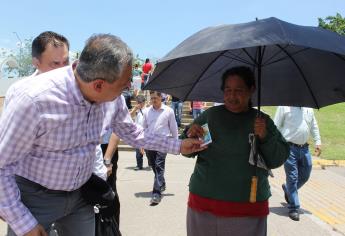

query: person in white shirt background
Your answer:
[274,106,322,221]
[143,91,179,205]
[130,95,147,170]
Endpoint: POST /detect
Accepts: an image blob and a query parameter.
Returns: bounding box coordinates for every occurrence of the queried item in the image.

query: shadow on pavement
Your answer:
[125,166,152,171]
[134,192,175,198]
[270,202,311,217]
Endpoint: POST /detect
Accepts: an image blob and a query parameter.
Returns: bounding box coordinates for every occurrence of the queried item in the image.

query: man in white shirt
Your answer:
[274,106,322,221]
[143,91,178,205]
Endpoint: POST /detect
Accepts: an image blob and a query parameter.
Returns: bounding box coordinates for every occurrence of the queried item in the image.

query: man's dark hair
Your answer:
[145,58,150,63]
[136,95,146,103]
[221,66,256,91]
[31,31,69,58]
[149,91,161,96]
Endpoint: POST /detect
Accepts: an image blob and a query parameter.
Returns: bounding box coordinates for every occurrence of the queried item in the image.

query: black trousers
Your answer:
[101,144,120,226]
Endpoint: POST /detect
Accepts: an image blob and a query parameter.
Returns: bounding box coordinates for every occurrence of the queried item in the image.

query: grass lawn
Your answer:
[262,103,345,160]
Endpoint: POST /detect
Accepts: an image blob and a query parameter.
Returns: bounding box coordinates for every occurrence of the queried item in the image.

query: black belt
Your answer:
[288,142,309,148]
[15,175,72,194]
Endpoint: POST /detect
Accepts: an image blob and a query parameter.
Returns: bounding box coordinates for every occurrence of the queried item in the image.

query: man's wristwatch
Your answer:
[103,159,112,167]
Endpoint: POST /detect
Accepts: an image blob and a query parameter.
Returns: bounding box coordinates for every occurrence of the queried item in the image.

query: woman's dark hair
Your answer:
[221,66,256,91]
[149,91,161,96]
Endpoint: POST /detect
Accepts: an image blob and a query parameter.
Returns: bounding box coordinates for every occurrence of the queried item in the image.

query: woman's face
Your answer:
[223,75,254,113]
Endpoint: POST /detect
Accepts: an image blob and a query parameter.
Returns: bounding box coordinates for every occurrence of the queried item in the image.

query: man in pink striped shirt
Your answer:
[0,34,205,236]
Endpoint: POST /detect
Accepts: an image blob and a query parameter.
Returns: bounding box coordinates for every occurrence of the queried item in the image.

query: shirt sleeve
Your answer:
[142,108,148,129]
[92,145,107,181]
[110,97,181,154]
[310,110,322,146]
[169,109,178,139]
[0,93,40,235]
[273,106,284,131]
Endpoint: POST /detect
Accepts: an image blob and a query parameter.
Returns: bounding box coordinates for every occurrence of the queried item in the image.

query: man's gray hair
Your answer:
[76,34,133,83]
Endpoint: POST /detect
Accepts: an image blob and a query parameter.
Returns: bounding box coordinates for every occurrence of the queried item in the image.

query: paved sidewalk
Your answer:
[1,151,344,236]
[117,152,343,236]
[269,165,345,235]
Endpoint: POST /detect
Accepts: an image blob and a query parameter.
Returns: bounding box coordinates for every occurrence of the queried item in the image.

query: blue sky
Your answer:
[0,0,344,59]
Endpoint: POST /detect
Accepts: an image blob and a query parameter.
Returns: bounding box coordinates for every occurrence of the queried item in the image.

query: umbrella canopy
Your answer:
[145,17,345,109]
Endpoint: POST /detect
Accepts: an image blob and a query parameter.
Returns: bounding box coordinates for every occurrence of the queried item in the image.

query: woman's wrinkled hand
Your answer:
[254,117,267,140]
[187,124,204,139]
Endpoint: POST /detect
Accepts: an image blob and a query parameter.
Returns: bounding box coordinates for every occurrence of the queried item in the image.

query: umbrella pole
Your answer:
[249,46,263,203]
[257,46,262,114]
[249,134,259,203]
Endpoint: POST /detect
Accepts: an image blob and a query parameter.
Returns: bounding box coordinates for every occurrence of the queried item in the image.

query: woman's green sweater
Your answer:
[183,106,289,202]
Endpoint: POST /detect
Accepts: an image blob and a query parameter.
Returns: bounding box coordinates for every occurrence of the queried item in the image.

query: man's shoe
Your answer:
[134,166,143,171]
[150,194,161,206]
[282,184,290,204]
[288,210,300,221]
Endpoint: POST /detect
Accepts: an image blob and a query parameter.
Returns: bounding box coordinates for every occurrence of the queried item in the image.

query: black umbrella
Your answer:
[145,17,345,110]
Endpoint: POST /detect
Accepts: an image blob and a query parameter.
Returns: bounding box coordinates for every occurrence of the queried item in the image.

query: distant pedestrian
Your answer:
[132,63,142,97]
[141,58,153,89]
[122,88,133,109]
[274,106,322,221]
[192,101,204,119]
[130,95,147,170]
[143,91,178,205]
[170,95,183,127]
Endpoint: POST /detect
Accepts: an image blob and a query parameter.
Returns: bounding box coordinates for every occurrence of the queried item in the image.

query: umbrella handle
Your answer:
[249,176,258,203]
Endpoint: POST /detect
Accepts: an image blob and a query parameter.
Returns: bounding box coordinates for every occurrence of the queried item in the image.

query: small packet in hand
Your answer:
[200,123,212,147]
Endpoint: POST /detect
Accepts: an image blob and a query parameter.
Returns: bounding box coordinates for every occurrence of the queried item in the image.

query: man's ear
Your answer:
[32,57,39,69]
[93,80,104,93]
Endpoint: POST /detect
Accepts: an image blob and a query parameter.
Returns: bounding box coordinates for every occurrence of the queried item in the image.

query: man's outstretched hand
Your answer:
[180,138,207,155]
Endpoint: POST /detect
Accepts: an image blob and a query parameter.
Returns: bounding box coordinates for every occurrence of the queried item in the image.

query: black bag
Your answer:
[81,174,115,207]
[95,207,122,236]
[81,174,121,236]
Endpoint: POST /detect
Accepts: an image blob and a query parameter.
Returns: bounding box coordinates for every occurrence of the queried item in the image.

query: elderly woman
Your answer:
[183,66,289,236]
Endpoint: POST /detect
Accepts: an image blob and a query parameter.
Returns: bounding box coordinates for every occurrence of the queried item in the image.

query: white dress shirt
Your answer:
[274,106,321,145]
[143,104,178,139]
[135,108,145,127]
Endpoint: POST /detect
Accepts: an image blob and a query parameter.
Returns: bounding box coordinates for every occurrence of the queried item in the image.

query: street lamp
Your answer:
[13,32,23,76]
[13,32,23,47]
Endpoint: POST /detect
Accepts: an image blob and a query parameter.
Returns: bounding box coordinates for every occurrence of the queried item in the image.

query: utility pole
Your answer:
[13,32,23,76]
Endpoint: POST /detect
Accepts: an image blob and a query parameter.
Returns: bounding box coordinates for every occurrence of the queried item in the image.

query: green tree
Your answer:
[6,37,34,77]
[318,13,345,36]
